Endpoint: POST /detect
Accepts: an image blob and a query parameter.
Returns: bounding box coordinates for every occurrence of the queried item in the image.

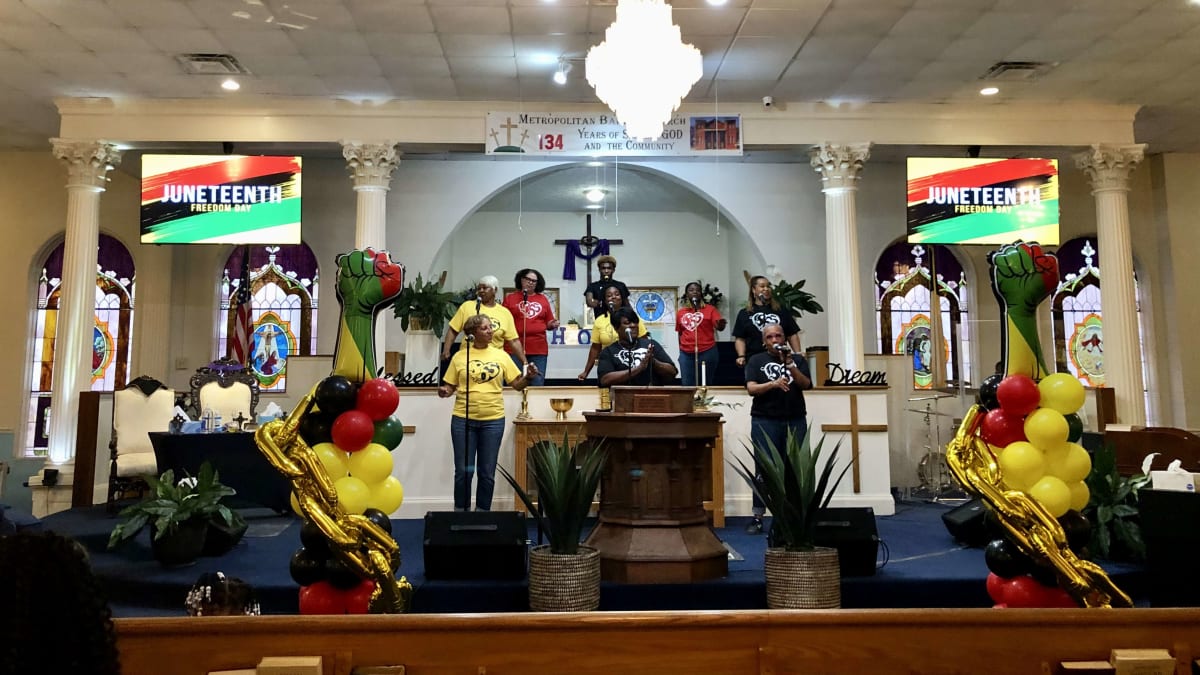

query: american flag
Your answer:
[228,246,254,365]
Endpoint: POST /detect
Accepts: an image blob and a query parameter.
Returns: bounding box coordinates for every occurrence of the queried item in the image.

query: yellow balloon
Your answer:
[1069,480,1091,511]
[313,442,350,479]
[997,441,1045,491]
[334,476,371,515]
[1024,407,1068,451]
[1029,475,1072,517]
[369,476,404,514]
[347,443,394,485]
[1039,373,1086,415]
[1046,442,1092,483]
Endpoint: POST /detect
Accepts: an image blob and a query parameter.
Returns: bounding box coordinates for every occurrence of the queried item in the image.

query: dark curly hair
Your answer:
[0,531,121,675]
[512,268,546,294]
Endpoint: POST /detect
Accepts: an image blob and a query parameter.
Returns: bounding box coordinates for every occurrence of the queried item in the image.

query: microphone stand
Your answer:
[463,298,481,493]
[516,291,531,420]
[690,298,707,410]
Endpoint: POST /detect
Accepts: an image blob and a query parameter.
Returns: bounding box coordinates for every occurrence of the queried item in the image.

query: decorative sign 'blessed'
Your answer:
[386,366,440,388]
[823,362,888,387]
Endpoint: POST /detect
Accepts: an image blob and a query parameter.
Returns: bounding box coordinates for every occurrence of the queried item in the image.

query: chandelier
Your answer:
[585,0,703,142]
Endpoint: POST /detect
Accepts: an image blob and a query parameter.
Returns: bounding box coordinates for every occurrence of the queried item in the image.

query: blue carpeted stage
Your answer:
[38,501,1145,617]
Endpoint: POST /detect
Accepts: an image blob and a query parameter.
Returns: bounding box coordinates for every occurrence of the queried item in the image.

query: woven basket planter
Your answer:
[764,546,841,609]
[528,545,601,612]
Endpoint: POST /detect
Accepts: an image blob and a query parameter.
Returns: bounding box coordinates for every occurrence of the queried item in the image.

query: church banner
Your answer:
[485,112,743,157]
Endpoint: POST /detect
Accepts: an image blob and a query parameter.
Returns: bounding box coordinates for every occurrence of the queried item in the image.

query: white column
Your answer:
[342,141,401,373]
[1074,144,1147,426]
[810,142,872,373]
[47,139,121,465]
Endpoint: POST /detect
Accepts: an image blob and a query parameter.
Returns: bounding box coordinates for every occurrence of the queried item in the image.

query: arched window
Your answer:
[874,242,971,389]
[26,234,135,457]
[217,244,319,392]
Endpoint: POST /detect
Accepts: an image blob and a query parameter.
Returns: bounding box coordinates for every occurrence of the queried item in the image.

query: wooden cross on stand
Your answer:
[821,394,888,494]
[553,214,623,286]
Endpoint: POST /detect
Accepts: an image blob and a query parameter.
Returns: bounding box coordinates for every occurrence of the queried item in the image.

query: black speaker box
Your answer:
[423,511,528,580]
[1139,489,1200,607]
[814,507,879,577]
[941,498,991,547]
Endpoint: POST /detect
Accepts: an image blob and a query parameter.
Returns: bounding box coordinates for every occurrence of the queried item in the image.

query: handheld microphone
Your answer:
[690,296,700,309]
[607,301,616,313]
[523,290,529,302]
[624,327,634,344]
[774,343,791,354]
[757,293,767,304]
[475,299,481,314]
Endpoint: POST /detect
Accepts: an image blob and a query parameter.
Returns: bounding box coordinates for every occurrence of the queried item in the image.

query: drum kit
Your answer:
[905,393,968,502]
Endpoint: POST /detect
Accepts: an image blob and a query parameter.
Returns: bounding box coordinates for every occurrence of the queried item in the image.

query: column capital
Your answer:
[810,142,872,190]
[342,141,401,189]
[51,139,121,189]
[1074,143,1146,193]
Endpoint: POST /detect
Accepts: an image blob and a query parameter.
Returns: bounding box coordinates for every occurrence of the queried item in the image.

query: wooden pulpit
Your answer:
[583,386,728,583]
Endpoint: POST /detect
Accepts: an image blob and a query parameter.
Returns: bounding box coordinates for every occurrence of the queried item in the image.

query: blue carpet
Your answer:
[39,501,1146,617]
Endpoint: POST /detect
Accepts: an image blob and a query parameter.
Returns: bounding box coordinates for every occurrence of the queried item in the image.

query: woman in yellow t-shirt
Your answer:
[441,275,529,369]
[577,285,648,381]
[439,314,535,511]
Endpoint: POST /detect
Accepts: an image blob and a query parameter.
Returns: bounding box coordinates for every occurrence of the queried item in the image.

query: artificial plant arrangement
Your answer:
[392,272,458,336]
[500,434,607,554]
[1082,443,1148,562]
[772,278,824,318]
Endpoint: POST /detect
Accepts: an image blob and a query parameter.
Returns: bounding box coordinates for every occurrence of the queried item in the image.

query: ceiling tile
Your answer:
[377,56,452,79]
[719,37,802,80]
[672,7,751,37]
[96,52,181,76]
[309,55,384,77]
[739,8,825,38]
[441,34,515,58]
[29,0,125,27]
[868,35,955,60]
[365,33,444,58]
[1004,38,1093,63]
[963,11,1057,41]
[321,75,395,97]
[140,28,226,53]
[454,76,521,100]
[886,9,981,36]
[26,51,113,74]
[253,75,330,96]
[810,6,909,36]
[387,76,458,100]
[513,34,594,63]
[446,56,517,78]
[430,6,511,34]
[108,0,201,28]
[510,6,589,35]
[0,25,85,52]
[290,30,371,56]
[215,29,303,55]
[346,1,434,32]
[238,53,316,77]
[796,35,878,62]
[0,0,54,27]
[62,27,157,53]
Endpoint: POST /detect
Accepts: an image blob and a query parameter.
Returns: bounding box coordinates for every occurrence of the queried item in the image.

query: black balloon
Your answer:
[1030,562,1059,587]
[1058,509,1093,552]
[314,376,358,417]
[298,411,335,446]
[299,521,332,560]
[289,547,327,586]
[362,508,393,536]
[984,537,1033,578]
[977,374,1003,409]
[1064,413,1084,443]
[325,557,363,590]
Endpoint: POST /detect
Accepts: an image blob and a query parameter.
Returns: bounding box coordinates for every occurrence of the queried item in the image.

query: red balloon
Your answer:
[1040,586,1079,608]
[1005,575,1062,608]
[332,410,375,453]
[357,378,400,421]
[997,374,1040,416]
[981,408,1028,448]
[985,572,1011,604]
[298,581,345,615]
[344,579,376,614]
[992,603,1009,609]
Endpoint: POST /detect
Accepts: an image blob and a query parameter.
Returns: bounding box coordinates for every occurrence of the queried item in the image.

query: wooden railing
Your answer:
[115,608,1200,675]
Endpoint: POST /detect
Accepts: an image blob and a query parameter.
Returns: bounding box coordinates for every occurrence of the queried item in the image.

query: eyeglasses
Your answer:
[523,276,538,282]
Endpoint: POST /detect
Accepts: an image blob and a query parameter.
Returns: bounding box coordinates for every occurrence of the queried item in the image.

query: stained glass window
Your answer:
[874,242,971,390]
[217,244,319,392]
[26,234,135,457]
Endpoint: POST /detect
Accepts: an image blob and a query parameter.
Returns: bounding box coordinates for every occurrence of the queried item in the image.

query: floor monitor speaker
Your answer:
[941,498,991,547]
[423,511,528,580]
[814,507,879,577]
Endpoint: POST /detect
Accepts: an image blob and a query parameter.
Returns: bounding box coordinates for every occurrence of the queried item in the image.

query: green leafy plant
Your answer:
[108,462,241,549]
[730,428,849,551]
[1082,443,1148,562]
[772,278,824,318]
[392,272,458,336]
[499,434,607,555]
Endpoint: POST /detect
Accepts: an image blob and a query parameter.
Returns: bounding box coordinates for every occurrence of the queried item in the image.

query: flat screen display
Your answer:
[906,157,1059,245]
[140,155,302,244]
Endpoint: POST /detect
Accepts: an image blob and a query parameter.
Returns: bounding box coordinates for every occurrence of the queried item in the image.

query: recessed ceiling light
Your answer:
[221,78,241,91]
[979,86,999,96]
[584,187,606,203]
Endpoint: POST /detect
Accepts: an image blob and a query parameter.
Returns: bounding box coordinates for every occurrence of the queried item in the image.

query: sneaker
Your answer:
[744,517,763,534]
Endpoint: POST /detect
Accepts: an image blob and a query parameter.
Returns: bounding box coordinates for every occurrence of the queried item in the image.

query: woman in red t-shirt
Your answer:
[502,268,559,386]
[675,281,727,387]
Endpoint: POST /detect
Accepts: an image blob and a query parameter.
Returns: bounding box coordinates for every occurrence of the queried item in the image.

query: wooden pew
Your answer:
[1104,426,1200,476]
[116,609,1200,675]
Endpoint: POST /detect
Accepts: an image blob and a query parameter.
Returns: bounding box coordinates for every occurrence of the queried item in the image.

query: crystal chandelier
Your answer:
[586,0,703,142]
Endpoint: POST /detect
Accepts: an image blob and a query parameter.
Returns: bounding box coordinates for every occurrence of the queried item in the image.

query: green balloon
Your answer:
[1064,413,1083,443]
[372,415,405,451]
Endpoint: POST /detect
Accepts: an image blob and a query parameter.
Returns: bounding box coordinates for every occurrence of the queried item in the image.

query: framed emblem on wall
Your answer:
[628,287,678,325]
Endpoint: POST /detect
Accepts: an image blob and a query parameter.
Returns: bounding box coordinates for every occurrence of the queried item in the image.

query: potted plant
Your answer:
[730,428,850,608]
[1083,443,1148,562]
[108,462,246,567]
[499,434,607,611]
[772,278,824,318]
[393,271,458,336]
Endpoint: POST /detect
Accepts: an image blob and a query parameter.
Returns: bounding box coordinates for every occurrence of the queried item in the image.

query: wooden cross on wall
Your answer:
[821,394,888,493]
[553,214,623,286]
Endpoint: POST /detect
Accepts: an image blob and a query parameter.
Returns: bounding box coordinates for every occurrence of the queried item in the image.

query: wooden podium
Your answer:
[583,386,728,583]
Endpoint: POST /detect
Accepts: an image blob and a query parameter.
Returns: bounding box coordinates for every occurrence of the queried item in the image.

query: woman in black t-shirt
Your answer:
[732,275,801,373]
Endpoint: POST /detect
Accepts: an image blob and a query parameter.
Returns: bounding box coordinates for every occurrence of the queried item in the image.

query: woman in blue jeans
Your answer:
[438,314,535,510]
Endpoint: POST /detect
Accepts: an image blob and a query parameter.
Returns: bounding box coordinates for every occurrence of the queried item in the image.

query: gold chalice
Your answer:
[549,397,574,421]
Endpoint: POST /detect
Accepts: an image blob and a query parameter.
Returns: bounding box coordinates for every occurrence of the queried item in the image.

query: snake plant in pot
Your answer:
[499,434,607,611]
[731,427,849,608]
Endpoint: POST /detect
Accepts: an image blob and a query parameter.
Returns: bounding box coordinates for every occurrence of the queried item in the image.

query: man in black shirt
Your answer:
[598,307,677,387]
[743,324,812,533]
[732,275,801,373]
[584,255,629,311]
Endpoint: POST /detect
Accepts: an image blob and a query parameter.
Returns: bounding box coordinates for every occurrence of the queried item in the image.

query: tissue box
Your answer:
[1150,470,1196,492]
[181,420,204,434]
[1110,649,1174,675]
[256,656,322,675]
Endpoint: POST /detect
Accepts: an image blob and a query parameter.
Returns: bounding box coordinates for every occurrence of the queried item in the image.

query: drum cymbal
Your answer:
[904,408,956,416]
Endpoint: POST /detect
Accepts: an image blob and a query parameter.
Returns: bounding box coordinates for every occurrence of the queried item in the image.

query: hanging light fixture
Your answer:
[552,58,571,86]
[586,0,703,142]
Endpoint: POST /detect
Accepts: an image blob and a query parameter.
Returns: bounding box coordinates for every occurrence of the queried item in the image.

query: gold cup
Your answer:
[549,397,574,421]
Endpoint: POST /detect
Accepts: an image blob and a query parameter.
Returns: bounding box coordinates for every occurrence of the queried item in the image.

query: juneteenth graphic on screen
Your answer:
[140,155,302,244]
[906,158,1059,245]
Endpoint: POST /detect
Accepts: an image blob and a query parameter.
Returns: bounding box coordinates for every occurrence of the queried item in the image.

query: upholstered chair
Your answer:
[108,375,174,508]
[189,358,260,426]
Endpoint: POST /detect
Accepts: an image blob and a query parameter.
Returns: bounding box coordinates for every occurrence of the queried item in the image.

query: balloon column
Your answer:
[256,248,413,613]
[947,242,1132,609]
